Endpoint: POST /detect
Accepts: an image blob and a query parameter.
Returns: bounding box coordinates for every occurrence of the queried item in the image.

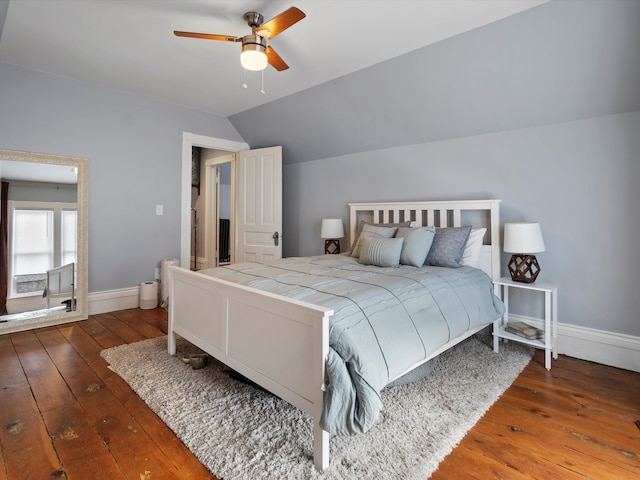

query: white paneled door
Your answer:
[236,146,282,263]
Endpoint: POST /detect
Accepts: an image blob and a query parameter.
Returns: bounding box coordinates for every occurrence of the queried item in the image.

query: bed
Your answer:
[168,199,502,471]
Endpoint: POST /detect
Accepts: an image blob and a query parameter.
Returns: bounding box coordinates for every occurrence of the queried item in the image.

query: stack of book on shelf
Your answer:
[505,321,544,340]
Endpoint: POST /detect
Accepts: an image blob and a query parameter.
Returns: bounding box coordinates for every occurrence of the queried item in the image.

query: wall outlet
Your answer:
[156,204,164,215]
[155,268,161,280]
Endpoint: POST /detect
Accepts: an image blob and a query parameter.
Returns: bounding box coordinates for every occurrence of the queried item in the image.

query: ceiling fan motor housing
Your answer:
[243,12,264,28]
[242,34,267,51]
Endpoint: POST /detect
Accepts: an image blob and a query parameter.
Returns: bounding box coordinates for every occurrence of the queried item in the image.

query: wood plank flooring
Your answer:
[1,308,639,479]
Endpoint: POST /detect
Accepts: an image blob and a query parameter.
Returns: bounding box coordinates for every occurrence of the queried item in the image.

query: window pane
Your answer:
[13,210,54,275]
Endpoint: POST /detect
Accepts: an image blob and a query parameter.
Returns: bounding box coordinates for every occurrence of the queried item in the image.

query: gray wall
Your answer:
[284,111,640,337]
[8,181,76,203]
[0,61,244,292]
[231,0,640,338]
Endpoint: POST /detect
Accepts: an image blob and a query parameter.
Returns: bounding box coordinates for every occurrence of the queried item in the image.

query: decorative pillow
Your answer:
[350,223,400,258]
[350,220,411,255]
[358,237,404,268]
[425,226,472,268]
[395,226,436,267]
[460,228,487,268]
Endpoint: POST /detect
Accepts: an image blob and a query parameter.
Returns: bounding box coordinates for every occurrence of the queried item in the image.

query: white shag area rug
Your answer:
[101,335,532,480]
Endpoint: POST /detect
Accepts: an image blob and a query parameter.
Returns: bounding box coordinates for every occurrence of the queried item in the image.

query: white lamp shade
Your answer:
[504,222,546,253]
[321,219,345,239]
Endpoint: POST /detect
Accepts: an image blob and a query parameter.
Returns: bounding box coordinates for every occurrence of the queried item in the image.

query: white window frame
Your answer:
[8,200,78,299]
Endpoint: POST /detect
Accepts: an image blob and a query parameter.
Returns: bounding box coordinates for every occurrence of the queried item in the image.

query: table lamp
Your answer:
[321,219,345,254]
[504,222,546,283]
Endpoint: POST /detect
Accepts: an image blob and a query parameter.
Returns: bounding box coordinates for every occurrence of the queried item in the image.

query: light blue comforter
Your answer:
[199,255,505,435]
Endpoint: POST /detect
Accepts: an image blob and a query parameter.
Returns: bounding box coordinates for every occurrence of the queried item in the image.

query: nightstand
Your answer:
[492,277,558,370]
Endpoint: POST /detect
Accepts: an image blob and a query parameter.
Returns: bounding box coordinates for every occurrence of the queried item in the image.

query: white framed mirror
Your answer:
[0,149,88,334]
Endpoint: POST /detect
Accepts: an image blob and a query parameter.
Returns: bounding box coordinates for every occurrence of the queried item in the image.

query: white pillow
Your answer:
[460,228,486,268]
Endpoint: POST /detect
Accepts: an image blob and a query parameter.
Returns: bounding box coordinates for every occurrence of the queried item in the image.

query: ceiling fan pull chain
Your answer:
[260,69,266,95]
[242,68,248,89]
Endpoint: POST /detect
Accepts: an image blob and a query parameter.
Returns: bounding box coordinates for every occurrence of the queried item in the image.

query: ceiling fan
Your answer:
[174,6,305,72]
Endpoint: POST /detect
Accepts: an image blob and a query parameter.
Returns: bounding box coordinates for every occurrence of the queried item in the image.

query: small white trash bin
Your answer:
[140,281,159,309]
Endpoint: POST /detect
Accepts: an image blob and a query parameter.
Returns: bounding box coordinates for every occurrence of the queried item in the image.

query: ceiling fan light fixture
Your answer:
[240,36,268,71]
[175,7,305,73]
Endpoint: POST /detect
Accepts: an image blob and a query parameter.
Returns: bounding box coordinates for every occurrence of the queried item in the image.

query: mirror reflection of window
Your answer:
[9,201,78,298]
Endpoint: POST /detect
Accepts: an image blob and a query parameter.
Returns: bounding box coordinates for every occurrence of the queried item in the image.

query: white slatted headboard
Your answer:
[348,199,501,280]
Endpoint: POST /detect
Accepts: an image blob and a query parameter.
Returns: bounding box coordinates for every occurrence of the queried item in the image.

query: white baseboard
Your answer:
[509,314,640,373]
[88,286,141,315]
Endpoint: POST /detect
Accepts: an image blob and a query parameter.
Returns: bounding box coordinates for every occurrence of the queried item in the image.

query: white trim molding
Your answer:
[509,314,640,373]
[88,287,140,315]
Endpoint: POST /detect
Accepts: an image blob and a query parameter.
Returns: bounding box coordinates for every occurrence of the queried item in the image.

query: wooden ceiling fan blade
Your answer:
[256,7,305,39]
[266,46,289,71]
[174,31,238,42]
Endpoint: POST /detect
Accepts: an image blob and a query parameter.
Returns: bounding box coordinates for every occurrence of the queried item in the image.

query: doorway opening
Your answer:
[180,133,249,269]
[191,147,234,270]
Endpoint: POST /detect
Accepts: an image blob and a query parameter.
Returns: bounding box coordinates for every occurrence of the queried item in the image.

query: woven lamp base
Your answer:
[508,254,541,283]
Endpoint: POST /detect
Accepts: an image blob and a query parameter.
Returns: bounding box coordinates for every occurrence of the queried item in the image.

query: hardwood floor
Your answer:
[1,308,638,479]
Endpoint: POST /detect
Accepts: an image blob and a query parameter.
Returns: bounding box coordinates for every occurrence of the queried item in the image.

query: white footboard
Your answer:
[168,265,333,471]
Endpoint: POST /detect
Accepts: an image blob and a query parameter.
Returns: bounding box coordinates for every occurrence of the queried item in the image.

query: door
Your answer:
[236,146,282,263]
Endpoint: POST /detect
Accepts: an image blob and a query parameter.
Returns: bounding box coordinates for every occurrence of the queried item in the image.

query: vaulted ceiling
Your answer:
[0,0,548,118]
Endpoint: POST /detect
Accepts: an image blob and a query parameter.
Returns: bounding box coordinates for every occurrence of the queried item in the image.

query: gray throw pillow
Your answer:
[396,226,436,267]
[351,223,399,258]
[424,226,472,268]
[350,220,411,254]
[358,237,404,268]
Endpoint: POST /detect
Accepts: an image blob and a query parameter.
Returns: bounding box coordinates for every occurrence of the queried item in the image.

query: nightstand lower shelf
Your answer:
[492,277,558,370]
[494,328,547,349]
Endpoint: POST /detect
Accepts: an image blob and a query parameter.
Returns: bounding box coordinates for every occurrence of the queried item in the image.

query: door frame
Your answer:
[181,133,248,268]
